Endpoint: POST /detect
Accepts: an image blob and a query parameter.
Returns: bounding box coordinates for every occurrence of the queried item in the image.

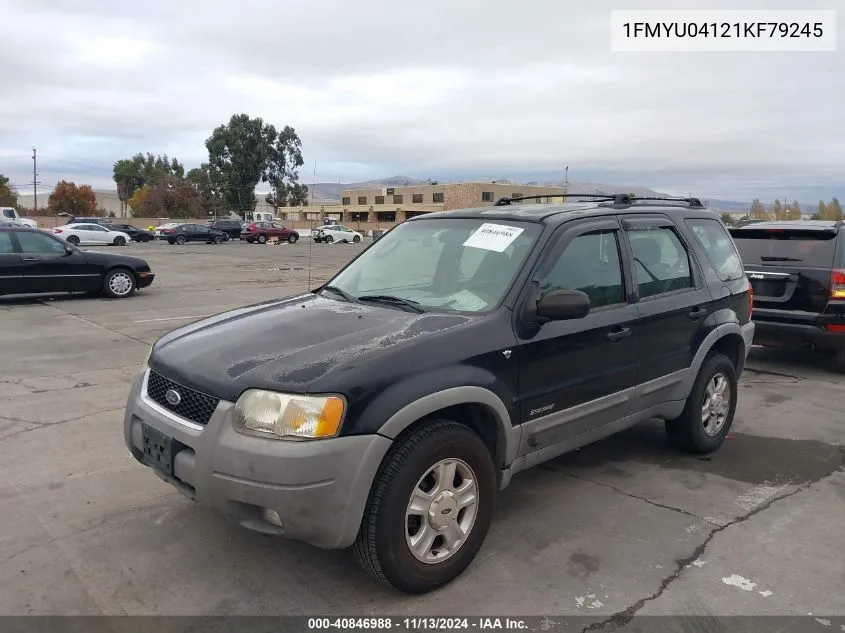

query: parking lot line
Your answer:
[133,315,212,323]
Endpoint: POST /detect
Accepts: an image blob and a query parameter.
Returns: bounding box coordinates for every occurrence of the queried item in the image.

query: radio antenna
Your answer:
[307,161,316,290]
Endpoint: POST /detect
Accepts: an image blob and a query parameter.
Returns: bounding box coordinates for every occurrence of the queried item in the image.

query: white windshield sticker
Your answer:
[463,223,524,252]
[441,289,488,312]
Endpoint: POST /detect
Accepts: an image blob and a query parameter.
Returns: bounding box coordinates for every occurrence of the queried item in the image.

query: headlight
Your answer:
[233,390,346,440]
[143,345,153,366]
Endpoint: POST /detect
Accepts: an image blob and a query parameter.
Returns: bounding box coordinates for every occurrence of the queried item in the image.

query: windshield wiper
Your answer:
[761,256,802,262]
[357,295,425,313]
[319,285,356,302]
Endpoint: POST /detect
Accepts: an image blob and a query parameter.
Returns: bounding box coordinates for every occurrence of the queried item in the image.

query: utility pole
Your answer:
[31,148,39,211]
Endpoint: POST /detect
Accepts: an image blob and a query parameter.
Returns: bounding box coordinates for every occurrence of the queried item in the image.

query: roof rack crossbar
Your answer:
[494,193,704,209]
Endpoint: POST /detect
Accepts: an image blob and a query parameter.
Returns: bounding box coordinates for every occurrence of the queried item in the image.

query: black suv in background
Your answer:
[207,219,244,240]
[124,195,754,594]
[729,220,845,371]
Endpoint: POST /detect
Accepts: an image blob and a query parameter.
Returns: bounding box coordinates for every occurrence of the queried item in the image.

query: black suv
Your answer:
[164,223,228,245]
[729,220,845,371]
[207,219,244,240]
[124,195,754,594]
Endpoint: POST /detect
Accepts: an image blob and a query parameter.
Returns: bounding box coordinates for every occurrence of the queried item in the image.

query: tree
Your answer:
[720,212,735,225]
[0,174,18,208]
[818,200,828,218]
[134,176,201,219]
[113,153,185,217]
[771,199,786,220]
[786,200,802,220]
[47,180,99,216]
[829,196,843,220]
[128,185,151,216]
[265,125,308,210]
[205,114,297,217]
[750,198,769,219]
[186,164,227,216]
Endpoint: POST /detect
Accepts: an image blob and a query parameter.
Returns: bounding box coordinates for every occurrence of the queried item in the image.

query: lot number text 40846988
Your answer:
[307,617,528,630]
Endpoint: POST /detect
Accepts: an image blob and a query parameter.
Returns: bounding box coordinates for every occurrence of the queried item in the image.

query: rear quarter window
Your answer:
[728,227,840,269]
[685,219,745,281]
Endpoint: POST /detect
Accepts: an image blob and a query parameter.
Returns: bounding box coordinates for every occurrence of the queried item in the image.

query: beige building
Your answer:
[323,182,569,224]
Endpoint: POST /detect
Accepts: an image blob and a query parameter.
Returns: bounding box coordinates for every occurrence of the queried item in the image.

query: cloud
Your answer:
[0,0,843,200]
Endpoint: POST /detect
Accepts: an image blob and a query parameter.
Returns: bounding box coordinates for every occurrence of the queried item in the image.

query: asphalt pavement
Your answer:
[0,239,842,622]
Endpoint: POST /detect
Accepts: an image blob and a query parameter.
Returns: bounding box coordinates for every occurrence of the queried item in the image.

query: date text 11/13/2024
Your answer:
[307,617,529,630]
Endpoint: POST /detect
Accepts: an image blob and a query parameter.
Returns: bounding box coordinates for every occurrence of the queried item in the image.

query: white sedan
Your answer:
[52,223,132,246]
[312,224,363,244]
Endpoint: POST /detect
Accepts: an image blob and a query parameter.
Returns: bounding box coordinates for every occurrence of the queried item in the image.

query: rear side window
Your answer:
[686,219,745,281]
[728,228,839,269]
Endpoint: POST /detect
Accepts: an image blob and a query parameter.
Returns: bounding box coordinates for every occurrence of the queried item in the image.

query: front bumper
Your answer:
[123,368,392,549]
[136,272,155,288]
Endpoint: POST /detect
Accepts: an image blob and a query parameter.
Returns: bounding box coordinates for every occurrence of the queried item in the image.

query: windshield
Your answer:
[326,218,542,313]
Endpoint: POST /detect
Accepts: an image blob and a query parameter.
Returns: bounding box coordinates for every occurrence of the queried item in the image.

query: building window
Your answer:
[393,194,403,204]
[357,196,367,205]
[377,211,396,223]
[375,195,385,205]
[342,197,350,205]
[482,191,494,202]
[433,192,444,203]
[412,194,423,203]
[511,193,523,199]
[536,197,544,203]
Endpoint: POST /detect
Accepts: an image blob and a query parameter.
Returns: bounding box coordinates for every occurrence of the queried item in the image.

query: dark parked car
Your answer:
[125,194,753,594]
[240,221,299,244]
[107,223,155,242]
[165,223,228,245]
[0,226,154,299]
[207,219,244,240]
[729,220,845,371]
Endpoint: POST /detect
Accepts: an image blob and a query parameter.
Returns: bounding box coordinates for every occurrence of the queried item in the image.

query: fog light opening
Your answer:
[262,508,284,528]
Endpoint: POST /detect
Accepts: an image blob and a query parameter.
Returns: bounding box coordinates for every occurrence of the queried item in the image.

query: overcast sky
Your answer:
[1,0,842,202]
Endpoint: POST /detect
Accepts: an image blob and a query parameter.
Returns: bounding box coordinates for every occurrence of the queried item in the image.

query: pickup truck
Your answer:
[0,207,38,229]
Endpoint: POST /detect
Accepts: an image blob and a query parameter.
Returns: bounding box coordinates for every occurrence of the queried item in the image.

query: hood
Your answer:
[82,250,150,268]
[149,294,473,401]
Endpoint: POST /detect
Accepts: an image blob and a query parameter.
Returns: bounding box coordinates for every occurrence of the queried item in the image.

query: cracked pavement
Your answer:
[0,241,843,618]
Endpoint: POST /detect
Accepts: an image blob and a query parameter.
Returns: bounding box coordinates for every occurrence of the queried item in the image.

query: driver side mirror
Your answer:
[536,289,591,321]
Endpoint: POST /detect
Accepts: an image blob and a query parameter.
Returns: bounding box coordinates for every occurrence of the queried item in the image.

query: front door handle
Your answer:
[688,306,707,319]
[21,257,39,261]
[606,326,632,342]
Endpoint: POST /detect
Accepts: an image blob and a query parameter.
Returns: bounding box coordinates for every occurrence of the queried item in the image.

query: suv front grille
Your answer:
[146,371,220,426]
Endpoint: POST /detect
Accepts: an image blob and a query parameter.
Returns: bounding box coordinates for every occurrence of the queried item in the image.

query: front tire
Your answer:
[325,235,334,244]
[102,268,136,298]
[214,235,224,244]
[288,233,298,244]
[835,348,845,373]
[257,234,267,244]
[113,236,126,246]
[353,420,496,594]
[666,353,737,454]
[353,235,361,243]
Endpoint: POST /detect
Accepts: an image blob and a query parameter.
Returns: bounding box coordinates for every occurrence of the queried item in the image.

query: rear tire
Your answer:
[102,268,136,298]
[246,238,255,244]
[175,235,186,245]
[353,420,496,594]
[666,352,737,454]
[835,348,845,373]
[67,235,80,246]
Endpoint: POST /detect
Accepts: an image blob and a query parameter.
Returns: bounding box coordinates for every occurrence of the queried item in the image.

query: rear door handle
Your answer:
[606,326,632,342]
[21,257,39,261]
[688,307,707,319]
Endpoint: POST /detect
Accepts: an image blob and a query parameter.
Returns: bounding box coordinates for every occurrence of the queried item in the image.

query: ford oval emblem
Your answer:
[165,389,182,406]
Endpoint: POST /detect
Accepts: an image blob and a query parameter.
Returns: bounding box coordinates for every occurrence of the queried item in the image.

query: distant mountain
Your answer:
[308,176,423,200]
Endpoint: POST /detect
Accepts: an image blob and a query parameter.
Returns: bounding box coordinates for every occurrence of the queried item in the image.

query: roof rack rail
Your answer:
[494,193,705,209]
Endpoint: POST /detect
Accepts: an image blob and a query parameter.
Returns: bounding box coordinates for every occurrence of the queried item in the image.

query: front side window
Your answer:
[539,230,625,308]
[327,219,542,313]
[18,231,67,254]
[627,226,693,298]
[2,209,15,218]
[0,232,14,253]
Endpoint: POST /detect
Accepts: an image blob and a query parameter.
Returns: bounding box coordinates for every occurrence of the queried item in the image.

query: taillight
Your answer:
[53,228,62,234]
[249,223,256,230]
[748,283,753,320]
[831,270,845,300]
[163,229,172,234]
